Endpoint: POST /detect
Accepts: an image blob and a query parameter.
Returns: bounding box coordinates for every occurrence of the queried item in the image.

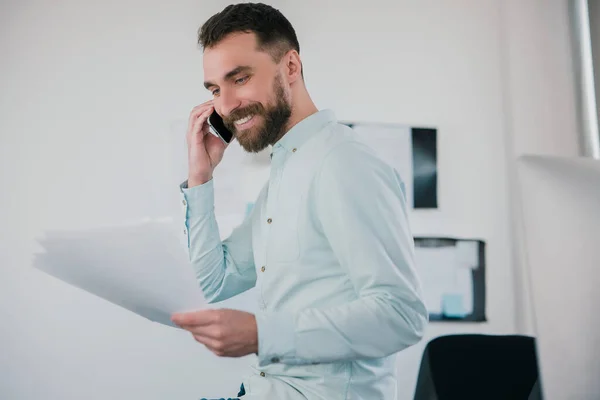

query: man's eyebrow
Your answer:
[203,65,253,90]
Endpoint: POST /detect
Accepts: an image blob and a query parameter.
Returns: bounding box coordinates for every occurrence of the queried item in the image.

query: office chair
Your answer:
[413,334,540,400]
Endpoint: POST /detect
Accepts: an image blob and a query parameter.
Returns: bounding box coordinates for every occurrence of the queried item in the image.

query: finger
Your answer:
[192,333,219,348]
[193,334,227,356]
[189,105,214,140]
[187,104,212,134]
[205,127,228,150]
[184,324,225,340]
[187,101,214,131]
[196,99,214,108]
[171,309,217,327]
[189,100,213,117]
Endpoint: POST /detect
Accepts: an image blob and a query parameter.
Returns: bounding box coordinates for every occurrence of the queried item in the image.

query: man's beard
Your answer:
[223,75,292,153]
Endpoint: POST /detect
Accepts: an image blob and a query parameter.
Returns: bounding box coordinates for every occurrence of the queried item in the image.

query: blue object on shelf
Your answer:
[441,293,467,318]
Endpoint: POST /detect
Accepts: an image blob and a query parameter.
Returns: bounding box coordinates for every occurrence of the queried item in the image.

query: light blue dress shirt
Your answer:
[180,109,428,399]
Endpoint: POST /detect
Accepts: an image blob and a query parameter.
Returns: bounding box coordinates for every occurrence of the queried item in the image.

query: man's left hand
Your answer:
[171,309,258,358]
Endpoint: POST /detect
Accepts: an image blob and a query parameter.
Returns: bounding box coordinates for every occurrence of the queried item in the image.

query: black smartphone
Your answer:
[207,110,234,144]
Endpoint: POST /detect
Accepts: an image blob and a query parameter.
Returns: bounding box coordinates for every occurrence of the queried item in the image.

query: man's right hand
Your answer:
[186,101,228,187]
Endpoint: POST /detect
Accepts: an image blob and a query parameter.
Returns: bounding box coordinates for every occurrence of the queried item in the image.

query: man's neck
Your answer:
[277,101,319,141]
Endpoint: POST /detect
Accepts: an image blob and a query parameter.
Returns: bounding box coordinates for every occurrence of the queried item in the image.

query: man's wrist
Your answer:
[180,178,215,217]
[249,314,259,355]
[255,311,296,366]
[188,173,212,188]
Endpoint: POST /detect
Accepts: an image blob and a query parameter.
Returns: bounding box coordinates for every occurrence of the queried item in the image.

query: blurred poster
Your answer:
[411,128,437,208]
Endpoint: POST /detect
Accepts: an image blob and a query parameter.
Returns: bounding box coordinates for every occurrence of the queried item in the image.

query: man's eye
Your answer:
[211,89,220,96]
[235,76,249,85]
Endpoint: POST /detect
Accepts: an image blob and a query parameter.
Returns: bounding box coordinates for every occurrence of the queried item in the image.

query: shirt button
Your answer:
[267,218,272,224]
[182,199,187,206]
[292,148,297,152]
[271,357,280,363]
[260,372,266,377]
[183,229,187,235]
[261,266,266,272]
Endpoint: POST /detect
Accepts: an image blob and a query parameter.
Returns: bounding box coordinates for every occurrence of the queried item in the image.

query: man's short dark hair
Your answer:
[198,3,302,75]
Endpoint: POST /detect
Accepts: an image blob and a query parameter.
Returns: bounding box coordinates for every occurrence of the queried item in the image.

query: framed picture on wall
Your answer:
[414,237,486,322]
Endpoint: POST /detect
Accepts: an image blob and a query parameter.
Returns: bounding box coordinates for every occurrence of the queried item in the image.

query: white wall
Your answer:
[0,0,579,399]
[590,0,600,131]
[500,0,581,337]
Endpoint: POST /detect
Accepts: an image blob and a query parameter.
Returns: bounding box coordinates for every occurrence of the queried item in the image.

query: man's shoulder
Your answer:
[297,120,390,180]
[322,124,384,165]
[313,121,375,157]
[314,123,403,188]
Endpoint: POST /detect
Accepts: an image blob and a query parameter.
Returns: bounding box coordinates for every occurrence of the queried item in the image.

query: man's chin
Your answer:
[234,129,251,145]
[236,135,269,153]
[235,125,264,152]
[237,140,267,153]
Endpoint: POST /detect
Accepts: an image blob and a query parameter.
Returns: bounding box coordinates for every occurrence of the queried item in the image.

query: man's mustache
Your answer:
[224,104,265,130]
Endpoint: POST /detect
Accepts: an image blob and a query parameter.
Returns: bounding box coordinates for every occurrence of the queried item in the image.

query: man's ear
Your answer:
[285,50,302,83]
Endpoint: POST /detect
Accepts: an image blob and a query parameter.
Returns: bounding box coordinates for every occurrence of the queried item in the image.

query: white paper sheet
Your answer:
[414,245,474,315]
[455,240,479,269]
[33,218,207,328]
[415,246,455,314]
[454,266,474,315]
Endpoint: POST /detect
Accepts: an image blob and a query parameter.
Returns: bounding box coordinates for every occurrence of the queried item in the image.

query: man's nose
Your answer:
[218,88,241,117]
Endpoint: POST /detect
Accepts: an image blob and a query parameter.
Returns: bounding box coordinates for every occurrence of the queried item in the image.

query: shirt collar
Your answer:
[271,109,336,155]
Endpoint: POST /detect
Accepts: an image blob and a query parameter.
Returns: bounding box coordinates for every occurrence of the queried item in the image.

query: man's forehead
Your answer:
[202,32,268,79]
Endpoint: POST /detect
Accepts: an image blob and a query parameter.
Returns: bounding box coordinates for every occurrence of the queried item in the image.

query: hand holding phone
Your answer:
[186,102,228,187]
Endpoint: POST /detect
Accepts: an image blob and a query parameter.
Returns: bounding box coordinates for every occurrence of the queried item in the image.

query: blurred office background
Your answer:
[1,1,598,399]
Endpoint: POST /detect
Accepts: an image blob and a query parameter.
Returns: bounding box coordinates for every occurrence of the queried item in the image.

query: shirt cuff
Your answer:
[180,178,215,217]
[255,311,297,366]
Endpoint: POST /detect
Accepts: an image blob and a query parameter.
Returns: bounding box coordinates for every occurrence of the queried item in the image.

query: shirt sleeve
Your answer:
[180,178,257,303]
[255,141,428,366]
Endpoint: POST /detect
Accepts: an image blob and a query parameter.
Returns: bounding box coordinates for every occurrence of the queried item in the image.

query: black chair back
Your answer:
[413,334,540,400]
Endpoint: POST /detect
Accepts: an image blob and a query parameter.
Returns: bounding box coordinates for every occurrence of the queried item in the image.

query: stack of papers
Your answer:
[33,218,207,328]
